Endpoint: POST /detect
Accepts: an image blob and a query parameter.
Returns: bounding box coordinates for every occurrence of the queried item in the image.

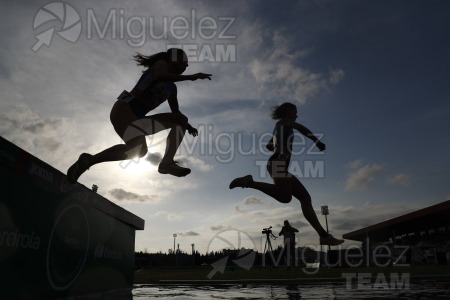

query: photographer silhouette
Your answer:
[279,220,299,268]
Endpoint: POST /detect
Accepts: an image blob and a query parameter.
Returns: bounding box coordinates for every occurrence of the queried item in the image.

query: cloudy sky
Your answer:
[1,0,449,254]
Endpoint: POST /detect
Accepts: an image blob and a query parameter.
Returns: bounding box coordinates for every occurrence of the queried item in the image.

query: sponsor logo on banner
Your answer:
[29,162,54,183]
[0,229,41,250]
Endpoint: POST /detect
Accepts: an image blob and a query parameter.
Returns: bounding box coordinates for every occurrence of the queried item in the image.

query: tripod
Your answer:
[264,232,275,254]
[262,230,277,268]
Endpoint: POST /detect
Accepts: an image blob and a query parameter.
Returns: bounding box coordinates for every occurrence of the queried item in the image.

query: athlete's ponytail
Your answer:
[133,48,187,69]
[270,102,296,120]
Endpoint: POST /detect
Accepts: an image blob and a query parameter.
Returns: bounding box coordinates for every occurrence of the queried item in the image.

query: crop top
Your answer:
[272,122,294,154]
[132,68,177,111]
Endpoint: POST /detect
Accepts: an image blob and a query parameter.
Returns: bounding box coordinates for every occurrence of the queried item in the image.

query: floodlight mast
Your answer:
[321,205,330,251]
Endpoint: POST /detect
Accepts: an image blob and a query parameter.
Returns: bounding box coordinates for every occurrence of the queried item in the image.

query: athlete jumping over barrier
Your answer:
[67,48,211,183]
[230,102,344,246]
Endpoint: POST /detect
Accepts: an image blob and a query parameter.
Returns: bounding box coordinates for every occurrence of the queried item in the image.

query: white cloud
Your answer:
[145,152,163,165]
[0,103,82,170]
[145,178,199,191]
[177,155,215,172]
[244,196,264,205]
[345,159,364,170]
[387,173,412,187]
[179,231,200,237]
[331,202,420,233]
[249,30,344,105]
[329,69,345,85]
[154,210,185,222]
[345,163,385,191]
[108,188,159,203]
[168,213,185,222]
[210,225,226,231]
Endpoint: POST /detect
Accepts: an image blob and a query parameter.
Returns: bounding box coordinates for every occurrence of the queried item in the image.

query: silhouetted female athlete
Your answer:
[230,103,344,246]
[67,48,211,183]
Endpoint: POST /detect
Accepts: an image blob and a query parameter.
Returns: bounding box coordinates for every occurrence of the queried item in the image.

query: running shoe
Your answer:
[158,161,191,177]
[229,175,253,189]
[320,234,344,246]
[67,153,92,184]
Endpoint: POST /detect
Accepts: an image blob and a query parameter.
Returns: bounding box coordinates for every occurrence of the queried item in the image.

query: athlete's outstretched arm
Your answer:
[293,122,326,151]
[153,60,211,82]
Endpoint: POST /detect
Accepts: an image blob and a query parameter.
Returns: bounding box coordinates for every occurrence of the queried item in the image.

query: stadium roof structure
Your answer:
[343,200,450,242]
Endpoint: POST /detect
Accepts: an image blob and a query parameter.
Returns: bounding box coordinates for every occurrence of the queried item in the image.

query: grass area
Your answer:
[134,265,450,284]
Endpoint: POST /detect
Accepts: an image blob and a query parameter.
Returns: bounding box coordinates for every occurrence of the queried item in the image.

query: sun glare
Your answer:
[119,157,156,177]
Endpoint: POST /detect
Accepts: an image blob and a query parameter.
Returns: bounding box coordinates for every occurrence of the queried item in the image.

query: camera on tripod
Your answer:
[262,226,272,235]
[262,226,277,257]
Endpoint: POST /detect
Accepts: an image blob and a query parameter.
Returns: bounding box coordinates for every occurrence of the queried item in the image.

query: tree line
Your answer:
[135,246,319,268]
